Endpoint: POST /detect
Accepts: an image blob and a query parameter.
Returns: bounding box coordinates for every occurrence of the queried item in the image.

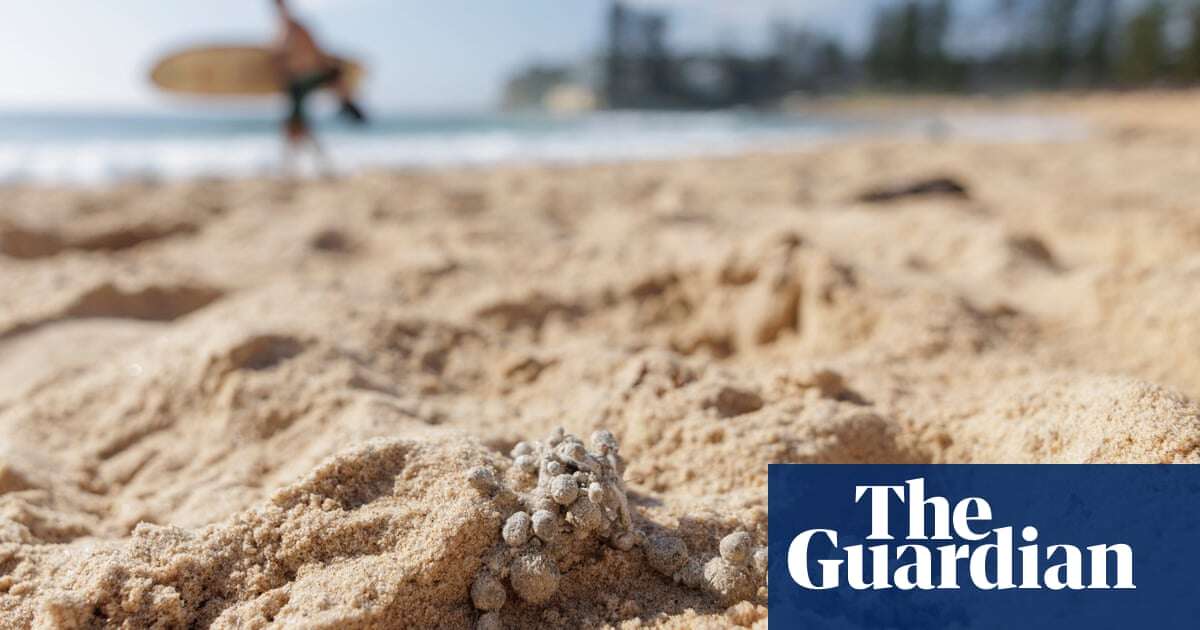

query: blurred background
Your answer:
[0,0,1194,184]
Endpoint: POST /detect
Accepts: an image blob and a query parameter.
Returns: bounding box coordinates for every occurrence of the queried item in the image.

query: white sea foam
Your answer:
[0,111,1086,185]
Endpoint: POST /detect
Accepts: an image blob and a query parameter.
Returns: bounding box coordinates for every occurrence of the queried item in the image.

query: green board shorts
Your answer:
[287,66,343,128]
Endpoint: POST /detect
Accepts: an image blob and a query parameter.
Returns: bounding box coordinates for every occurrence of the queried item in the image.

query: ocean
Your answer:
[0,109,1085,185]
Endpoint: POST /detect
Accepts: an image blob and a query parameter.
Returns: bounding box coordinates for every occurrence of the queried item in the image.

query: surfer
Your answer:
[271,0,368,159]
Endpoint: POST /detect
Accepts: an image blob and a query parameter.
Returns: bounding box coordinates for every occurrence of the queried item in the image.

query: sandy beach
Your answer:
[2,92,1200,628]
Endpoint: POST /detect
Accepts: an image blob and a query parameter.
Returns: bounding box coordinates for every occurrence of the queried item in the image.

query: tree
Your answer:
[1119,1,1169,86]
[1082,0,1117,86]
[1040,0,1081,86]
[895,1,923,84]
[1179,3,1200,82]
[866,0,959,89]
[866,3,902,84]
[604,1,629,107]
[770,21,848,93]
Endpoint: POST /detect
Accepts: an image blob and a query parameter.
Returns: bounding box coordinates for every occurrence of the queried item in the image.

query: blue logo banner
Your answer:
[768,465,1200,629]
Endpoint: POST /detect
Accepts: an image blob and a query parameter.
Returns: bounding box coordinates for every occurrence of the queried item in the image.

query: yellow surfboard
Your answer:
[150,45,365,97]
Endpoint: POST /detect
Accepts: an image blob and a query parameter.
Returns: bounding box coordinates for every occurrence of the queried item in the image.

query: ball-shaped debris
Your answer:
[509,553,561,604]
[467,467,498,494]
[502,512,531,547]
[613,531,640,551]
[514,455,538,475]
[752,547,768,575]
[645,534,689,577]
[549,474,580,506]
[591,430,619,453]
[675,558,705,589]
[477,612,503,630]
[566,496,603,533]
[471,573,507,612]
[557,441,588,464]
[719,531,753,567]
[587,482,606,504]
[531,509,558,543]
[703,557,757,606]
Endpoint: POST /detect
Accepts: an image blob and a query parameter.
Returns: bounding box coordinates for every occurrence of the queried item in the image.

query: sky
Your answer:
[0,0,879,113]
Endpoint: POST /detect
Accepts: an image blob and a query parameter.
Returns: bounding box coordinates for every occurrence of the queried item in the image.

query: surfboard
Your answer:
[150,45,365,97]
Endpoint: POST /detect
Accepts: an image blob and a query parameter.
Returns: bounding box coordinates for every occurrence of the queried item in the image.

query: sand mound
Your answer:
[4,96,1200,628]
[7,439,498,628]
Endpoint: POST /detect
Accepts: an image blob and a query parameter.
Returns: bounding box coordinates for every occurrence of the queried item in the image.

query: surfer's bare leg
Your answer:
[281,118,309,178]
[308,135,335,178]
[280,143,302,180]
[281,144,294,177]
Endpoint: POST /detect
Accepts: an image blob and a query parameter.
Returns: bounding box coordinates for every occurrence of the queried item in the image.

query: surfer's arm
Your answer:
[270,48,290,84]
[271,21,301,81]
[287,21,339,69]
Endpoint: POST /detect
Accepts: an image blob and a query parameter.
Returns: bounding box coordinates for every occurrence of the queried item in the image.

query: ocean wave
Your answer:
[0,112,1086,185]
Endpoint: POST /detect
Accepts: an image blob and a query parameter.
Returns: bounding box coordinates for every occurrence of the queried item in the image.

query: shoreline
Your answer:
[0,106,1087,188]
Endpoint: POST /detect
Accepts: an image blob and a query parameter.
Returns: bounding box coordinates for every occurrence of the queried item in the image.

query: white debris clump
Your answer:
[465,427,644,628]
[502,511,531,547]
[753,547,768,585]
[470,573,507,612]
[465,430,766,626]
[513,428,640,548]
[704,531,765,605]
[509,551,561,604]
[531,509,558,543]
[466,466,499,494]
[476,612,503,630]
[645,533,689,577]
[645,529,768,607]
[718,531,753,566]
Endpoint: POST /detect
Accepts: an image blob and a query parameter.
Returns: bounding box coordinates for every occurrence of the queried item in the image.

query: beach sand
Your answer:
[2,92,1200,628]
